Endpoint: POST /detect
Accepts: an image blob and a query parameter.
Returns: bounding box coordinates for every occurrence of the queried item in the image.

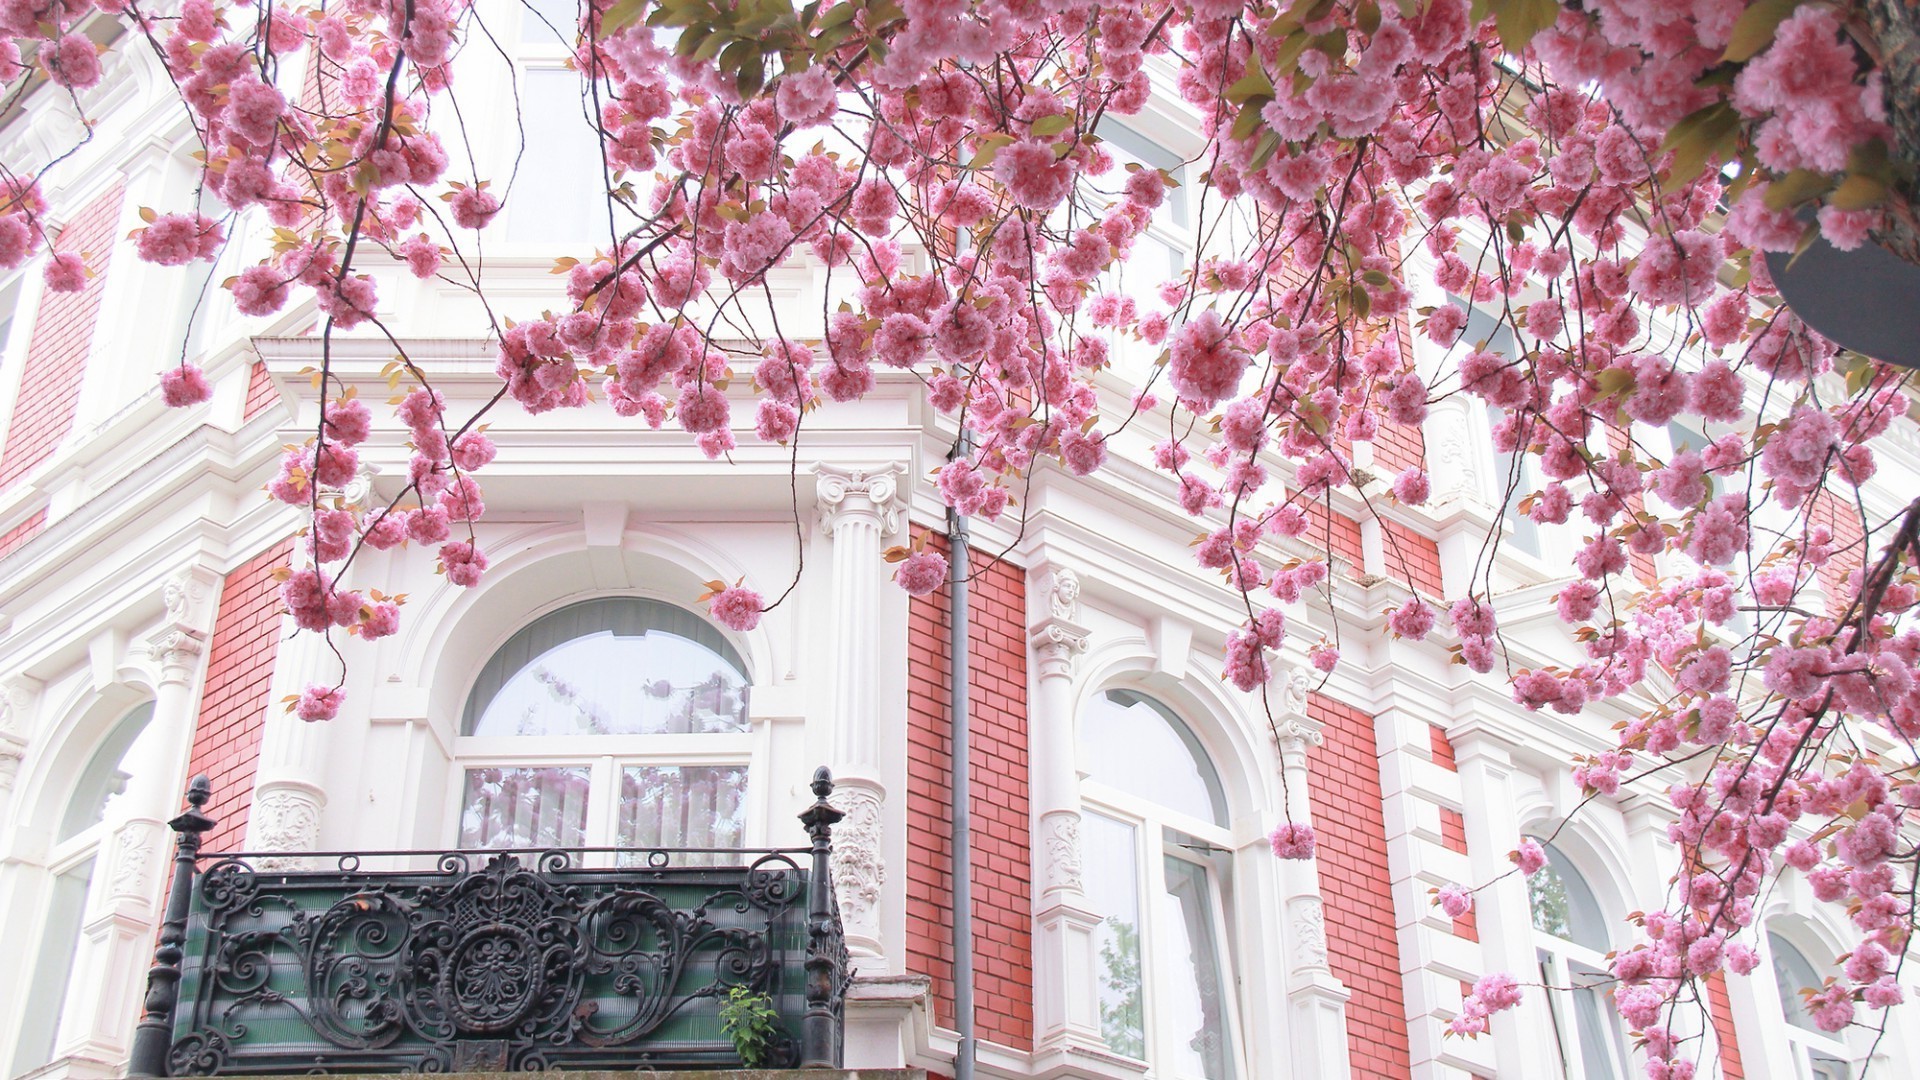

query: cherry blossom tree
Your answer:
[4,0,1920,1073]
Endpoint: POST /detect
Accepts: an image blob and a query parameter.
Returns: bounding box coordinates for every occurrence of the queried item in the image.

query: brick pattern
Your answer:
[1429,724,1456,771]
[243,359,279,420]
[187,542,292,852]
[0,185,122,489]
[1374,419,1427,476]
[1307,693,1412,1079]
[1707,971,1745,1079]
[1808,490,1866,614]
[905,539,1033,1050]
[0,506,45,558]
[1451,908,1479,943]
[1380,519,1445,596]
[1303,499,1367,574]
[1439,807,1468,856]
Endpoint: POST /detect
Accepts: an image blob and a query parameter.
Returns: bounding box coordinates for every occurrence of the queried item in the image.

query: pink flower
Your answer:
[894,549,948,596]
[708,585,764,631]
[42,252,85,293]
[775,65,838,127]
[1512,838,1547,876]
[1436,883,1473,918]
[45,33,101,89]
[295,684,344,722]
[359,601,401,640]
[231,264,291,316]
[1167,311,1249,408]
[160,364,213,407]
[1388,598,1435,640]
[1392,467,1430,505]
[137,214,224,266]
[449,186,499,230]
[994,139,1073,211]
[1309,644,1340,672]
[439,540,489,587]
[398,234,441,278]
[1268,822,1316,860]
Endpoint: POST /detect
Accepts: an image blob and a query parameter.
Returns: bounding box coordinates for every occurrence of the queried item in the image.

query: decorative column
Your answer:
[1451,724,1560,1079]
[1027,566,1103,1049]
[1271,672,1352,1077]
[247,613,337,868]
[0,676,40,829]
[813,462,906,962]
[60,571,215,1065]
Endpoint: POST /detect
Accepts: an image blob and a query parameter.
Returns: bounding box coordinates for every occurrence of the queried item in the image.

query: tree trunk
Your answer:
[1865,0,1920,264]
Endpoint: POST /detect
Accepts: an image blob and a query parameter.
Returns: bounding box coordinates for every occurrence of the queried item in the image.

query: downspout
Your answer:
[947,443,976,1080]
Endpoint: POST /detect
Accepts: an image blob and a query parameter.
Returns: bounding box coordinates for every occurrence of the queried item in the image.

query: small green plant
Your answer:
[719,984,781,1067]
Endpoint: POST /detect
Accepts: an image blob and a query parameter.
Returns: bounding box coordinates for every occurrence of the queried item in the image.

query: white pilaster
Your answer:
[246,612,335,868]
[1026,565,1102,1048]
[813,462,906,963]
[1271,678,1354,1078]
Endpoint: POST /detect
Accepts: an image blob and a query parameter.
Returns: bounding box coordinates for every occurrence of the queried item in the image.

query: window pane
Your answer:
[465,598,750,737]
[1161,855,1235,1079]
[459,766,590,848]
[59,702,158,840]
[1810,1053,1852,1080]
[1084,810,1145,1060]
[1538,950,1575,1077]
[11,858,94,1076]
[1080,691,1228,826]
[1527,840,1609,950]
[1571,962,1628,1080]
[506,68,610,244]
[617,765,747,866]
[1770,931,1828,1033]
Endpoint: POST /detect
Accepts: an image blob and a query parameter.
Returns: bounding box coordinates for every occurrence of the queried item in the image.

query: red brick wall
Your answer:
[243,359,279,420]
[1374,419,1426,476]
[1307,693,1412,1079]
[0,185,122,489]
[187,542,291,851]
[1429,724,1456,771]
[905,539,1033,1050]
[1380,520,1444,596]
[0,506,45,558]
[1807,490,1866,612]
[1707,972,1745,1079]
[1304,500,1367,573]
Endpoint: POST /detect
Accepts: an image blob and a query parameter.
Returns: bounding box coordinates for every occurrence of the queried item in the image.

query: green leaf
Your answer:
[601,0,649,35]
[1721,0,1803,63]
[1660,102,1739,186]
[1030,113,1073,138]
[1763,167,1835,211]
[967,133,1016,168]
[1226,64,1274,104]
[1828,172,1888,211]
[1231,98,1265,142]
[1249,129,1282,172]
[1493,0,1559,56]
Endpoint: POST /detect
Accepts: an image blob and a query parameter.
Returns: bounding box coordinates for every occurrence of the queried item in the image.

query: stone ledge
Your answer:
[191,1073,926,1080]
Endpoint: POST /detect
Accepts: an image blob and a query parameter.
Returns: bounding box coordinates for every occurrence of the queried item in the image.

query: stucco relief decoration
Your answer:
[250,788,324,869]
[1041,810,1083,895]
[814,463,906,537]
[1289,896,1329,973]
[109,819,162,900]
[1046,567,1081,622]
[826,785,885,945]
[0,678,39,793]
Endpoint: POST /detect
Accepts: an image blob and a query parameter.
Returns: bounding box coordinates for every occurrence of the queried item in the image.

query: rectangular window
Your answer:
[11,857,95,1077]
[616,764,747,865]
[1083,809,1145,1060]
[459,765,591,848]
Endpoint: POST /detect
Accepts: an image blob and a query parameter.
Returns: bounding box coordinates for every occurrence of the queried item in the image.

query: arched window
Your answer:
[1768,930,1852,1080]
[453,598,752,862]
[1526,838,1631,1080]
[1079,689,1239,1079]
[12,701,158,1078]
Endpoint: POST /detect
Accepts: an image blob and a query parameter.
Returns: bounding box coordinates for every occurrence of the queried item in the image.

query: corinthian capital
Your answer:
[814,462,907,537]
[147,628,206,684]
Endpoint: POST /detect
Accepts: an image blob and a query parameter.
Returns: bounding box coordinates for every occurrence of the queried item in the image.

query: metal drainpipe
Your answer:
[947,491,976,1080]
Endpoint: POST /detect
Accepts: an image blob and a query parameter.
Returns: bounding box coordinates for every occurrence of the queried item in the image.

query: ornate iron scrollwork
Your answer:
[166,844,836,1073]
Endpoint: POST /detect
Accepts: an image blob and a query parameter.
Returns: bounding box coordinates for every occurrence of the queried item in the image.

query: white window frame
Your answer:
[1526,839,1633,1080]
[1767,929,1855,1080]
[1078,690,1246,1080]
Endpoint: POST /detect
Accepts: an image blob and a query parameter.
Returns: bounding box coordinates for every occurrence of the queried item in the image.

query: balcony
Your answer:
[127,769,859,1076]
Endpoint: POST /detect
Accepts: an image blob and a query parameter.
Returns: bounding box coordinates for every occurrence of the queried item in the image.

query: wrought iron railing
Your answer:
[128,768,851,1075]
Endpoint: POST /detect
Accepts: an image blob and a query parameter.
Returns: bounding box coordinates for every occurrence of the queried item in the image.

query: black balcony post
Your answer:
[797,765,846,1068]
[128,776,217,1078]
